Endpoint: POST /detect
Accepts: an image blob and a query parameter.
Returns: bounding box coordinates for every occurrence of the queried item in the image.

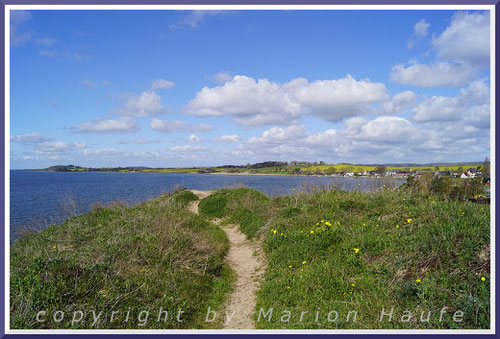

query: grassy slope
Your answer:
[10,190,234,329]
[200,187,490,329]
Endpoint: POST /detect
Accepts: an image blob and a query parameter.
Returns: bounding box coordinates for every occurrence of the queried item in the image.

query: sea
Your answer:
[9,170,403,240]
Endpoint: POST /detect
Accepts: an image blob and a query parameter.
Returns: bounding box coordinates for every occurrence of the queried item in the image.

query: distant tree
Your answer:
[434,166,440,171]
[483,157,490,179]
[376,165,387,176]
[319,161,325,166]
[314,167,322,175]
[326,166,336,175]
[458,166,464,173]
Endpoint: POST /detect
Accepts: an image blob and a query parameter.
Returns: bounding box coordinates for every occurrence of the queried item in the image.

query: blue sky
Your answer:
[9,9,491,168]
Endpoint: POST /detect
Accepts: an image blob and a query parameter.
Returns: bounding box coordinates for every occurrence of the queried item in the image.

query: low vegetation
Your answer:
[11,178,490,329]
[10,189,234,329]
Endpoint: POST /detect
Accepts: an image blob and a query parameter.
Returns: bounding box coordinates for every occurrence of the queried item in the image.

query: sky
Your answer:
[9,9,491,169]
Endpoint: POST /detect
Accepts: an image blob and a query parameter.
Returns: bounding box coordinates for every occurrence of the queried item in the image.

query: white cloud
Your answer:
[11,132,52,144]
[110,91,165,117]
[10,10,32,46]
[212,134,241,143]
[34,141,86,155]
[150,118,213,133]
[185,74,389,125]
[380,91,417,114]
[211,72,232,84]
[412,79,490,126]
[432,11,490,66]
[39,49,56,57]
[35,37,55,46]
[118,138,161,145]
[151,79,174,90]
[170,145,207,152]
[81,78,97,88]
[175,10,227,29]
[390,61,475,88]
[71,117,140,133]
[188,134,202,142]
[414,19,430,37]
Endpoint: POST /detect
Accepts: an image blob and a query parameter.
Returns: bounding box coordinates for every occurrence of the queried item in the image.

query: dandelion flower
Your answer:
[53,245,56,249]
[301,268,304,272]
[481,276,486,282]
[292,188,296,191]
[289,265,292,268]
[351,283,355,287]
[302,261,306,265]
[396,225,399,228]
[325,222,332,226]
[321,220,324,223]
[416,278,421,283]
[407,218,412,223]
[353,248,360,253]
[432,201,435,204]
[273,230,277,234]
[362,223,366,226]
[310,230,314,234]
[286,286,291,289]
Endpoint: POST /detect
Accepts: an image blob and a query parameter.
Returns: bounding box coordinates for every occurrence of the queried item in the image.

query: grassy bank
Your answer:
[198,186,490,329]
[11,183,490,329]
[10,189,234,329]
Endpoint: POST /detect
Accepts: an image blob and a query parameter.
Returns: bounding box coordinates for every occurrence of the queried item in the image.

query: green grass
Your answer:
[197,186,490,329]
[10,189,233,329]
[11,185,490,330]
[198,188,272,238]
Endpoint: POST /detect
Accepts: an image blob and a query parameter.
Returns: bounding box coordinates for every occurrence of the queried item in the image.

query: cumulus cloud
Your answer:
[118,138,161,145]
[185,75,389,126]
[110,91,165,117]
[212,134,241,143]
[390,61,475,88]
[414,19,430,37]
[71,117,140,133]
[432,11,490,66]
[380,91,417,114]
[170,145,207,152]
[412,79,490,126]
[151,79,174,90]
[188,134,202,142]
[34,141,86,155]
[150,118,213,133]
[11,132,52,144]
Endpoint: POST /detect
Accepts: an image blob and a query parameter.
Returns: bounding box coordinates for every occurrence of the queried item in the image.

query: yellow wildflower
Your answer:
[396,225,399,228]
[53,245,56,249]
[302,261,306,265]
[353,248,360,253]
[351,283,355,287]
[362,223,366,226]
[286,286,291,289]
[321,220,324,223]
[310,230,314,234]
[407,218,412,223]
[289,265,292,268]
[481,276,486,282]
[273,230,277,234]
[325,222,332,226]
[416,278,421,283]
[432,201,435,204]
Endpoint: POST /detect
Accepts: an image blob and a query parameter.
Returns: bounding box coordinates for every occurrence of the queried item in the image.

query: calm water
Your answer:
[10,170,402,240]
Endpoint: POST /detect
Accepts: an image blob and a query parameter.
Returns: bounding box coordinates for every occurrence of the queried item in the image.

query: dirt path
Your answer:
[188,190,266,329]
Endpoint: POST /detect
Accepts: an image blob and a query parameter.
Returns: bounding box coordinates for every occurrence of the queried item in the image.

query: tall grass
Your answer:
[10,189,234,329]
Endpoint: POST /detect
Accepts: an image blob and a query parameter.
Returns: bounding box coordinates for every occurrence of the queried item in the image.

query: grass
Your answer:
[254,188,490,329]
[11,184,490,329]
[10,189,234,329]
[197,186,490,329]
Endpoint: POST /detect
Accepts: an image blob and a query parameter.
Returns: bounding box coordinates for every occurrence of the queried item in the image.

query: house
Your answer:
[344,172,354,177]
[461,168,482,178]
[435,170,451,177]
